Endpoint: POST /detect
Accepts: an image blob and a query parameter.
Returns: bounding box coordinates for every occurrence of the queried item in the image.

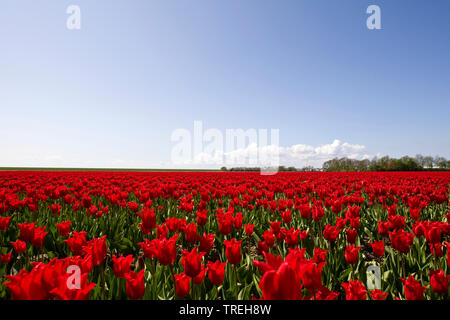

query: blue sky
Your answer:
[1,0,449,168]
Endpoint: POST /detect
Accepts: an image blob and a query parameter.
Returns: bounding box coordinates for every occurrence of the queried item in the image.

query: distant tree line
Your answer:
[220,154,450,172]
[322,155,449,172]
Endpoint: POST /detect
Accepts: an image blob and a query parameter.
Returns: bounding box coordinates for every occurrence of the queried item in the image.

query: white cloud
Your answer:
[279,139,369,168]
[173,139,371,169]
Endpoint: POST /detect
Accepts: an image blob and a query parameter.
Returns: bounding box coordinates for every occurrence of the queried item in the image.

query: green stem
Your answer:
[197,283,201,300]
[99,262,106,299]
[152,259,157,299]
[25,250,29,270]
[401,254,406,279]
[169,264,176,298]
[380,262,384,290]
[190,278,194,299]
[234,265,239,300]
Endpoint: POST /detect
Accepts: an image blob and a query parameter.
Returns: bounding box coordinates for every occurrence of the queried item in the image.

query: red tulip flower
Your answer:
[389,230,415,254]
[253,251,284,276]
[346,205,361,219]
[409,208,421,221]
[218,215,233,235]
[331,200,343,214]
[11,240,27,254]
[233,213,243,230]
[377,221,390,237]
[301,262,325,295]
[1,252,12,264]
[83,235,107,266]
[165,218,180,233]
[63,194,73,205]
[64,231,87,256]
[280,210,292,224]
[258,261,301,300]
[269,221,281,235]
[262,230,275,247]
[224,238,242,265]
[207,260,227,286]
[312,205,324,222]
[87,205,98,217]
[370,289,388,300]
[299,230,309,241]
[193,264,206,285]
[157,234,179,265]
[413,221,427,237]
[181,247,205,278]
[4,268,48,300]
[275,227,285,242]
[345,245,360,265]
[429,243,444,258]
[31,226,48,248]
[0,216,12,231]
[196,210,207,226]
[68,254,94,274]
[346,228,358,244]
[56,220,71,237]
[401,275,426,300]
[124,269,146,300]
[112,255,134,278]
[342,280,367,300]
[349,217,360,229]
[257,240,269,254]
[244,224,254,237]
[184,223,198,244]
[137,208,156,232]
[276,228,287,242]
[315,286,340,300]
[174,272,191,298]
[18,222,35,242]
[50,273,96,300]
[299,204,311,220]
[81,195,92,209]
[430,269,450,295]
[313,247,327,264]
[323,224,340,243]
[336,217,346,230]
[370,240,385,257]
[156,224,168,239]
[127,201,140,213]
[426,227,442,244]
[253,250,308,300]
[285,228,300,248]
[388,215,406,231]
[199,233,215,253]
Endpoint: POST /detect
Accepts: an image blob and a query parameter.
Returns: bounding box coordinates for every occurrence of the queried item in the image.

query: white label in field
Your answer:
[366,264,381,290]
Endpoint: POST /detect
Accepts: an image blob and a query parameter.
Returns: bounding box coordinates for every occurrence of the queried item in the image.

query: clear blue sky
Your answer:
[1,0,449,168]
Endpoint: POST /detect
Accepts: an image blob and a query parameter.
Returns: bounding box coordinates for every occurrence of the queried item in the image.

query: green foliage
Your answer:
[322,154,449,172]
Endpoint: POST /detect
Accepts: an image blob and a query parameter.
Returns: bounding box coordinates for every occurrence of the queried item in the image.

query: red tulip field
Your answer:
[0,171,449,300]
